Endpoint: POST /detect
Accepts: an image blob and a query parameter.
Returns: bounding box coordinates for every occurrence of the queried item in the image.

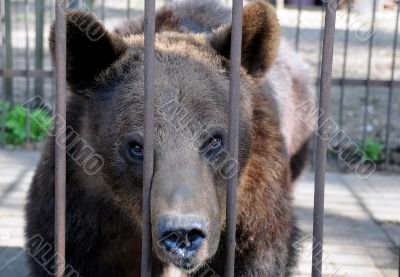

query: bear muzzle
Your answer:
[156,214,208,270]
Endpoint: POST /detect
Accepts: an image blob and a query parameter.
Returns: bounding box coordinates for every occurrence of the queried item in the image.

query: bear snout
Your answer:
[157,214,208,258]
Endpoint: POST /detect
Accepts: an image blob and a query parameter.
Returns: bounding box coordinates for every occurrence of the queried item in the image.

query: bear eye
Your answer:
[202,136,223,153]
[128,141,144,159]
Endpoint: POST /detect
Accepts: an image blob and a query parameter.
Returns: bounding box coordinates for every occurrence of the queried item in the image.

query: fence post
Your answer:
[35,0,45,98]
[4,0,13,107]
[0,0,6,146]
[24,0,31,145]
[385,3,400,168]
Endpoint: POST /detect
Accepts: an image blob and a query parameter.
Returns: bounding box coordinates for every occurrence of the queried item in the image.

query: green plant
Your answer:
[359,138,384,162]
[0,101,53,146]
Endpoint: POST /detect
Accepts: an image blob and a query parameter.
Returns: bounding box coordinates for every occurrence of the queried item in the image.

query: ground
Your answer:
[0,150,398,276]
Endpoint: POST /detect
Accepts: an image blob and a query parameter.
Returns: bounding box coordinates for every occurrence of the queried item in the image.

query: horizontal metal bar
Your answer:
[319,78,400,88]
[0,69,53,78]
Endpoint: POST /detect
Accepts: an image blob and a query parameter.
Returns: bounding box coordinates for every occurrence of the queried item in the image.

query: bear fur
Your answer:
[25,1,314,276]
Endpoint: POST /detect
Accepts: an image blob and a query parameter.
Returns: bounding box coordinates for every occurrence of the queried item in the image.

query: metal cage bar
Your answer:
[127,0,131,19]
[338,3,351,130]
[24,0,31,146]
[316,4,325,91]
[337,2,351,171]
[141,0,156,276]
[1,0,7,148]
[295,0,303,50]
[224,0,243,276]
[385,3,400,168]
[362,0,378,146]
[311,5,325,171]
[311,1,337,277]
[54,0,67,276]
[101,0,105,22]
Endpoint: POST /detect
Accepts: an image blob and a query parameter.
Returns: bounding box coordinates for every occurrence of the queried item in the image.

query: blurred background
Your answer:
[0,0,399,276]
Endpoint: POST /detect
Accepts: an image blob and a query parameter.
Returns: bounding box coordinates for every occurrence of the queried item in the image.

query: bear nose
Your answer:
[157,215,207,258]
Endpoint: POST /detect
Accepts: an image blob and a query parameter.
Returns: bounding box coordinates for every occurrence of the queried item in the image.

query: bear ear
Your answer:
[209,1,280,77]
[49,10,127,92]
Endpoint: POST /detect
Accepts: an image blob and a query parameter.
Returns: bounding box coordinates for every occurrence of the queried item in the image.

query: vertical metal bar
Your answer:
[24,0,31,145]
[0,0,6,147]
[35,0,45,98]
[224,0,243,276]
[54,0,67,276]
[141,0,155,276]
[337,2,351,171]
[385,3,400,168]
[311,5,325,171]
[316,5,325,89]
[126,0,131,19]
[362,0,377,146]
[276,0,284,10]
[101,0,105,22]
[338,3,350,130]
[3,0,13,107]
[311,0,337,276]
[295,0,302,50]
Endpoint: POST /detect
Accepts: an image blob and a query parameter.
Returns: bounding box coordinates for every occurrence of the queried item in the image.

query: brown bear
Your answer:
[25,0,314,276]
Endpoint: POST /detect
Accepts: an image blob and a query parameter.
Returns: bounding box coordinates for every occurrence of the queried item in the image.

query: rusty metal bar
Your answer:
[311,0,337,276]
[224,0,243,276]
[385,3,400,168]
[141,0,155,275]
[295,0,303,50]
[362,0,377,146]
[24,0,31,145]
[54,0,67,276]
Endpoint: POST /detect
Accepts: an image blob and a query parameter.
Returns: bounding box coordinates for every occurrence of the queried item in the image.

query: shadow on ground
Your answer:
[0,246,29,277]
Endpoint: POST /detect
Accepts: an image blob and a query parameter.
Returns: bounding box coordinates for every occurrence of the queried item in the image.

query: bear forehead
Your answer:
[98,31,227,85]
[108,73,230,135]
[97,33,230,110]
